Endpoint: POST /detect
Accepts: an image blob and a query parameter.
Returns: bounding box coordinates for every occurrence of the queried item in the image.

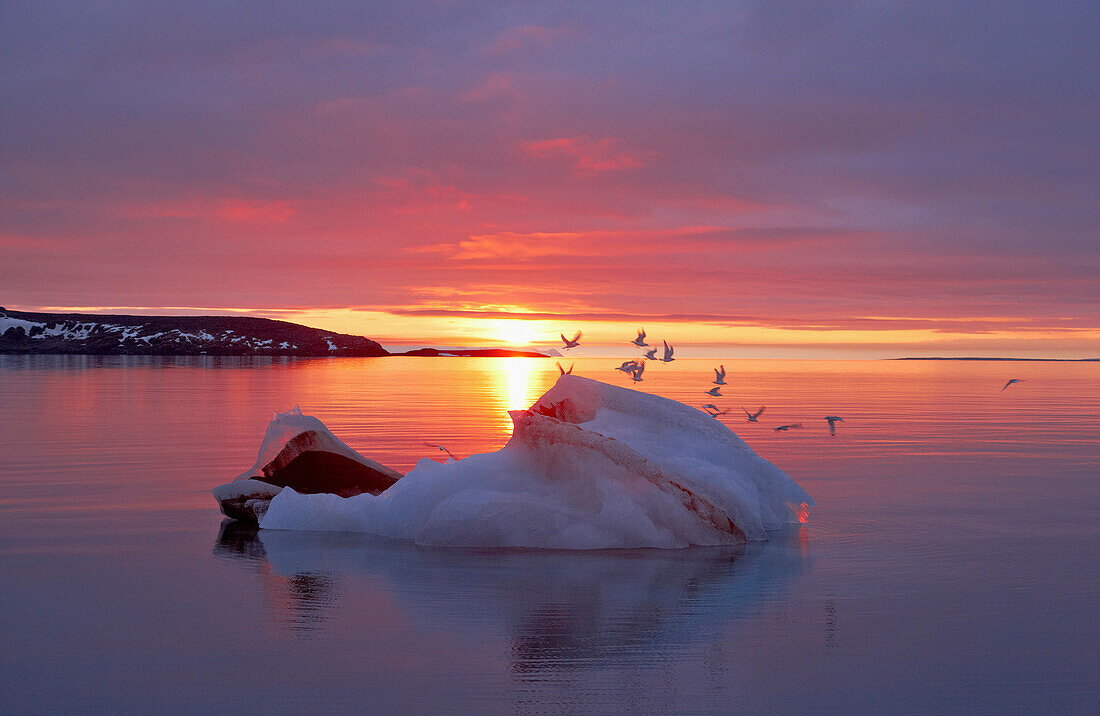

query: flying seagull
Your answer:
[557,361,574,375]
[743,406,765,422]
[705,386,722,397]
[631,328,648,347]
[774,423,803,432]
[629,362,645,382]
[702,404,728,418]
[1001,379,1024,392]
[615,360,643,374]
[825,415,845,436]
[425,442,457,460]
[659,340,675,363]
[713,365,726,385]
[561,331,582,349]
[643,347,658,360]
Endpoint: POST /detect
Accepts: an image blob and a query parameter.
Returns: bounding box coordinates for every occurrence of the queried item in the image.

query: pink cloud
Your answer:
[310,36,387,57]
[522,136,647,173]
[216,199,296,223]
[462,73,515,102]
[485,24,582,55]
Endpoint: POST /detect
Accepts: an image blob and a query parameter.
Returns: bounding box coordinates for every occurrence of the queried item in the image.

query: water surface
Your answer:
[1,356,1096,713]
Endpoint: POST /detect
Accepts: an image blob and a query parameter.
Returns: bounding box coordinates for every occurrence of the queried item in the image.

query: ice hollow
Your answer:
[212,407,402,522]
[238,376,813,549]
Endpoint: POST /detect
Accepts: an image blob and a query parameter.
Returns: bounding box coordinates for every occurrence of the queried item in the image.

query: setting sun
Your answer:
[487,319,542,346]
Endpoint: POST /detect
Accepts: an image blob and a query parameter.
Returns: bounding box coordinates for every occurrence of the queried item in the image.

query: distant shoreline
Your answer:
[0,308,550,358]
[894,356,1098,362]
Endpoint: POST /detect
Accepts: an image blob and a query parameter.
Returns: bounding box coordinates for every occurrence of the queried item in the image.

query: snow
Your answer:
[0,316,43,334]
[231,406,400,485]
[0,316,103,340]
[212,478,283,503]
[260,375,814,550]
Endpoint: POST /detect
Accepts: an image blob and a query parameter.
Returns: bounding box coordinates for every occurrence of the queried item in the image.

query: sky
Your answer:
[1,1,1098,357]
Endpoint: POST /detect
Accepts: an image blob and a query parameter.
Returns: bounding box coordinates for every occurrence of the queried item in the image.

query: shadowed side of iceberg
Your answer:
[212,407,402,522]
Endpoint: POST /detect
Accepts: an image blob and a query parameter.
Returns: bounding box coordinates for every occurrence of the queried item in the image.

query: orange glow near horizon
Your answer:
[8,304,1100,358]
[4,5,1097,362]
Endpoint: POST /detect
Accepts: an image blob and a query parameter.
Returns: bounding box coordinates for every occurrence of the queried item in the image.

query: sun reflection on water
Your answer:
[492,357,549,432]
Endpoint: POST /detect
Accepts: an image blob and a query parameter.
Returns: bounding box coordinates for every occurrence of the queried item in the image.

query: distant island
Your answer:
[0,308,546,358]
[895,356,1099,362]
[397,347,548,358]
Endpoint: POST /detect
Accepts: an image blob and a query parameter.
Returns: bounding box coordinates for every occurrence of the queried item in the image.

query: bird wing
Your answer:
[571,331,582,344]
[424,442,456,459]
[718,365,725,378]
[753,406,765,418]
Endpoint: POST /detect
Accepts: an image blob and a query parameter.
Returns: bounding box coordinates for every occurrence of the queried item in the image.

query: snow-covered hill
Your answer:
[0,308,389,356]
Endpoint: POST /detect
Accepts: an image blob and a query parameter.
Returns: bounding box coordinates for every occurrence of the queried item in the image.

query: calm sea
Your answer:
[0,355,1096,713]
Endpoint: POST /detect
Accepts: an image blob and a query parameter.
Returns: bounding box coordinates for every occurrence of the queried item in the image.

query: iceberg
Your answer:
[217,376,813,549]
[211,407,402,522]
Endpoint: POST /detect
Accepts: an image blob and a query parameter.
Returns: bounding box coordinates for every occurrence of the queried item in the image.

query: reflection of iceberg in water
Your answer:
[213,522,340,633]
[213,521,810,670]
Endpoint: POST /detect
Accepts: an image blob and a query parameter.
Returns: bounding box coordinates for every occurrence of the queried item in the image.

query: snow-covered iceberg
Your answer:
[243,375,813,549]
[212,407,402,522]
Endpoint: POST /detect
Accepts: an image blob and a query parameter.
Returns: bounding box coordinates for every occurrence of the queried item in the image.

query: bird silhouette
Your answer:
[1001,379,1024,392]
[702,404,728,418]
[557,361,574,375]
[713,365,726,385]
[615,360,643,374]
[659,340,675,362]
[774,423,802,432]
[425,442,457,460]
[705,386,722,397]
[631,328,648,347]
[629,362,645,382]
[643,347,658,360]
[743,406,765,422]
[825,415,844,436]
[560,331,582,349]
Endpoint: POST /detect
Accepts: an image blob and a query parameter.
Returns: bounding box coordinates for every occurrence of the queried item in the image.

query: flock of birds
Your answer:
[426,331,1028,460]
[554,329,1029,436]
[556,328,849,435]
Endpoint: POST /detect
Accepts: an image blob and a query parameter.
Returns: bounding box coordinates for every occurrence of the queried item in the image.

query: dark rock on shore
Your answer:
[0,308,389,357]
